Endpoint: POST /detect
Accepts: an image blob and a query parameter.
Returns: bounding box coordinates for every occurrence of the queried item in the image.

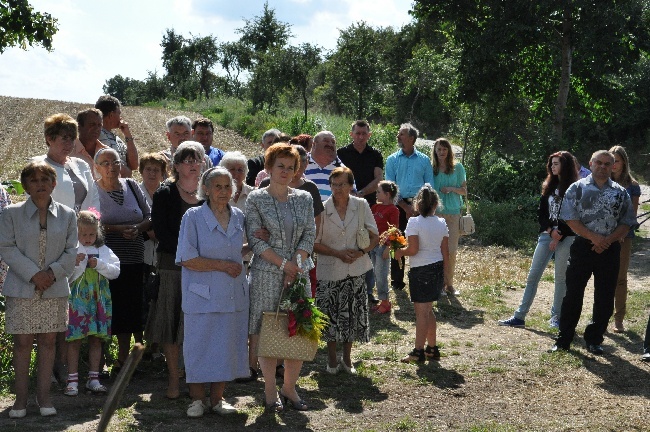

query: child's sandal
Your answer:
[86,380,108,394]
[424,345,441,360]
[400,348,425,363]
[64,381,78,397]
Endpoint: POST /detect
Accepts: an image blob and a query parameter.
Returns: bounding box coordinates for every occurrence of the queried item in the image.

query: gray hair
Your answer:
[400,123,419,140]
[197,167,235,201]
[219,151,249,176]
[292,144,308,162]
[590,150,614,163]
[262,128,281,143]
[166,115,192,132]
[313,130,336,144]
[93,147,120,163]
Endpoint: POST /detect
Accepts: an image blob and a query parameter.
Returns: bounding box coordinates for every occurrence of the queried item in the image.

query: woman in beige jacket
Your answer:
[315,167,379,375]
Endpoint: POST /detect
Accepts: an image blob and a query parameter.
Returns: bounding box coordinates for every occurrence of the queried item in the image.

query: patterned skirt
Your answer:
[66,269,113,341]
[316,275,370,343]
[5,296,68,334]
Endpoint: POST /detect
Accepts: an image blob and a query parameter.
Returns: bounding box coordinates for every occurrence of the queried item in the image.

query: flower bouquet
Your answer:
[279,262,329,342]
[379,223,407,268]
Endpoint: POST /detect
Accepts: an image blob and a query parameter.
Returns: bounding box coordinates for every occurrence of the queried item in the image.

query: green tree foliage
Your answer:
[0,0,57,53]
[236,1,292,55]
[219,41,251,98]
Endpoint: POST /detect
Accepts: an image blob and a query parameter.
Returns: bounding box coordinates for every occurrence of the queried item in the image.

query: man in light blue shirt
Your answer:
[384,123,434,289]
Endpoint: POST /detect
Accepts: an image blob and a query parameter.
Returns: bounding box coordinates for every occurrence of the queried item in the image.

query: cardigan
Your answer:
[0,197,77,298]
[316,196,378,281]
[32,155,100,212]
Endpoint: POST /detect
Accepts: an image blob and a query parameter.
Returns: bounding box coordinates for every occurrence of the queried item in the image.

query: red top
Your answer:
[371,203,400,239]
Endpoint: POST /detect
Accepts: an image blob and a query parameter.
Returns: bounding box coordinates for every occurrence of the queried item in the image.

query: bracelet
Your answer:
[279,258,287,271]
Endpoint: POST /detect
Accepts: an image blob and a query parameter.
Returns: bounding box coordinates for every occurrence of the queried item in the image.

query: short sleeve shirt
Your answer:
[560,176,637,236]
[99,129,128,163]
[404,215,449,268]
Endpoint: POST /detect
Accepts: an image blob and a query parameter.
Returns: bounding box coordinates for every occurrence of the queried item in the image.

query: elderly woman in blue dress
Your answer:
[246,143,315,413]
[176,167,249,418]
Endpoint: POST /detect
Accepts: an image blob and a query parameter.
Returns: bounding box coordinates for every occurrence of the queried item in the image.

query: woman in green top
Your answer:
[431,138,466,296]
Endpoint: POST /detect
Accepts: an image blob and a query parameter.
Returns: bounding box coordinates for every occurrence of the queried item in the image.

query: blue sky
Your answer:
[0,0,414,103]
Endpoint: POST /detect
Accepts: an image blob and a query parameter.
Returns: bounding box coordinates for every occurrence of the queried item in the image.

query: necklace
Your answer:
[176,182,197,195]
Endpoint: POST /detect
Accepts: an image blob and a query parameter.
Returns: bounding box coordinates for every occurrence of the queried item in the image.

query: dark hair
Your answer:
[192,117,214,132]
[289,134,313,150]
[377,180,399,203]
[76,108,103,127]
[77,210,105,247]
[413,184,440,217]
[350,119,370,132]
[139,152,168,175]
[20,161,56,190]
[44,113,78,145]
[541,151,578,197]
[329,166,354,186]
[273,133,292,144]
[432,138,456,175]
[171,141,205,181]
[94,95,121,117]
[264,143,300,171]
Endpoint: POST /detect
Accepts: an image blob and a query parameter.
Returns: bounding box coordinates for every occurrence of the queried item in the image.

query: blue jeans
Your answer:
[366,245,390,301]
[513,233,574,320]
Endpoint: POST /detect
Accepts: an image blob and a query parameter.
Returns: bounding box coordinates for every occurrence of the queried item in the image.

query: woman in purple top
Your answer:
[94,148,151,370]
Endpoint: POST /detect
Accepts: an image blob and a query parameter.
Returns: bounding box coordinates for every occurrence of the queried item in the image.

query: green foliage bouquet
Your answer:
[279,265,328,342]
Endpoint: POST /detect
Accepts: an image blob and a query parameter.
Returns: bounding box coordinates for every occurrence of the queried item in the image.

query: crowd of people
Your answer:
[0,95,647,421]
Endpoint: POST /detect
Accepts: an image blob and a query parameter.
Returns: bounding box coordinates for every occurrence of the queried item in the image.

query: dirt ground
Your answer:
[0,97,648,431]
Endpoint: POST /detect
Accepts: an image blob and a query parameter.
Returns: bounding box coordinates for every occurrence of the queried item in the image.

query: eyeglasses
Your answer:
[98,160,121,167]
[178,159,200,165]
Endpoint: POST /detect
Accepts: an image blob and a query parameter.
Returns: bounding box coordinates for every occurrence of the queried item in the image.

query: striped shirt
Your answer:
[304,155,355,202]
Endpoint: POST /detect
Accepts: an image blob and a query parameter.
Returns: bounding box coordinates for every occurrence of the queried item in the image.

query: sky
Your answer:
[0,0,414,104]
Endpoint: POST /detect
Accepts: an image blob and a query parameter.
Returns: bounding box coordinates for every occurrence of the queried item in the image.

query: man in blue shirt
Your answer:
[384,123,435,290]
[551,150,637,355]
[192,118,225,167]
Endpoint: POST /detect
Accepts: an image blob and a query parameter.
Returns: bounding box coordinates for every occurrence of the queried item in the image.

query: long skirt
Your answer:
[316,275,370,343]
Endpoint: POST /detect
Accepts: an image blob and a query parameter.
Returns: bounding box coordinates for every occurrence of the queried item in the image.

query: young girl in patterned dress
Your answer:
[65,209,120,396]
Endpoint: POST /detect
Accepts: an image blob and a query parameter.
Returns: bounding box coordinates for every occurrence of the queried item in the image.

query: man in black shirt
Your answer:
[246,128,281,186]
[337,120,383,206]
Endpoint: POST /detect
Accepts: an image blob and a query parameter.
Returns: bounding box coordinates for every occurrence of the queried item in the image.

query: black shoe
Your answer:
[367,293,380,305]
[548,344,569,353]
[641,352,650,362]
[587,344,604,355]
[234,367,258,383]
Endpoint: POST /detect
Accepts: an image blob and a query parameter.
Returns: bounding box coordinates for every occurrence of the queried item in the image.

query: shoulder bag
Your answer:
[356,198,371,249]
[459,192,475,236]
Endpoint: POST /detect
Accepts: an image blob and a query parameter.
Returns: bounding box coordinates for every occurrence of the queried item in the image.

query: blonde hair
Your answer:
[77,210,104,247]
[609,145,637,188]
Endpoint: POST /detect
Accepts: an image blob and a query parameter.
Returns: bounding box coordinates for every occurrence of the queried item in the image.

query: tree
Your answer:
[411,0,650,143]
[0,0,58,53]
[219,41,251,97]
[236,1,292,56]
[185,35,220,99]
[279,44,322,121]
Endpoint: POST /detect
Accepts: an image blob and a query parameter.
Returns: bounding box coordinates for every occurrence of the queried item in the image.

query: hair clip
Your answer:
[87,207,101,220]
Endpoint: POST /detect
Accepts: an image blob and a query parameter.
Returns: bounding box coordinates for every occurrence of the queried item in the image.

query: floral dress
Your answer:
[66,245,120,341]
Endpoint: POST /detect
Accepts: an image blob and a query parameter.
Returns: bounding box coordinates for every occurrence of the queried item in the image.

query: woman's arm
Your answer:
[179,257,242,279]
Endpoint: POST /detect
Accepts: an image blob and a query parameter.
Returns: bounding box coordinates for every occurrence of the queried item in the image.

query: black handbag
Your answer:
[145,268,160,302]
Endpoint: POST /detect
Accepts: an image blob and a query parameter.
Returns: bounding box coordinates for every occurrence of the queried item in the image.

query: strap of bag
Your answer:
[125,179,146,215]
[356,197,365,231]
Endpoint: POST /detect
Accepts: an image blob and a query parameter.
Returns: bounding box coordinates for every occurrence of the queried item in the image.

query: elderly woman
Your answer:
[94,148,152,371]
[246,143,315,413]
[146,142,205,399]
[314,167,379,375]
[432,138,466,296]
[32,113,100,383]
[32,113,100,214]
[0,162,77,418]
[219,151,254,212]
[176,167,249,417]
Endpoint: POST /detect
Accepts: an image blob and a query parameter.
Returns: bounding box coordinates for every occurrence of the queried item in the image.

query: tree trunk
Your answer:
[553,5,573,142]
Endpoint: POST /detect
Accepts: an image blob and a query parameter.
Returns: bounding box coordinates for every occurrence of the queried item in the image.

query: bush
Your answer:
[472,196,539,251]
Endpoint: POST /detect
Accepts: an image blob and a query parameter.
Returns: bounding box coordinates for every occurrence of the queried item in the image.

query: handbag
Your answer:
[144,263,160,302]
[257,284,318,362]
[459,194,476,236]
[356,198,371,249]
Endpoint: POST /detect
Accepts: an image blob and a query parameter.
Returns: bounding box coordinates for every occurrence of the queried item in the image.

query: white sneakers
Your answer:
[187,399,237,417]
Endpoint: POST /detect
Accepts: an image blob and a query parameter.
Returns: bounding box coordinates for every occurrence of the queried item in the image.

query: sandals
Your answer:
[86,380,108,394]
[64,382,78,397]
[424,345,441,360]
[264,398,284,414]
[400,348,425,363]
